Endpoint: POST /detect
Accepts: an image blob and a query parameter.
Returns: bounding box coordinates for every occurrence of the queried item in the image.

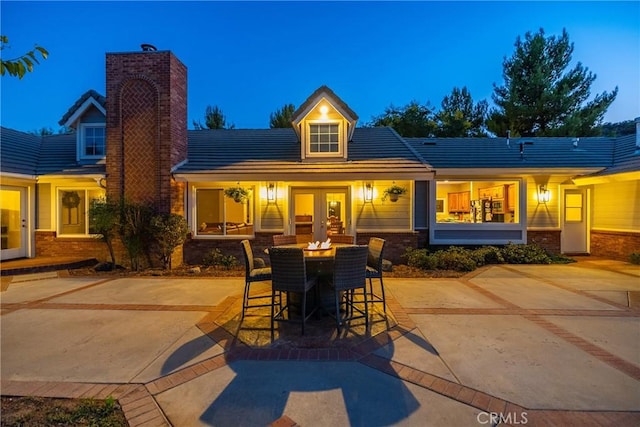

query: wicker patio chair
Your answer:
[366,237,387,314]
[328,234,355,244]
[272,234,298,246]
[269,247,319,336]
[331,245,369,332]
[240,240,277,319]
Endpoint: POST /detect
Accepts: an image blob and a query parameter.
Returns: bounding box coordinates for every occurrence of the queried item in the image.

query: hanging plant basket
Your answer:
[382,185,407,202]
[224,187,250,203]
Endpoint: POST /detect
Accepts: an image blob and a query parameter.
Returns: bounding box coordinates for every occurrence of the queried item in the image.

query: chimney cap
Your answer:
[141,43,157,52]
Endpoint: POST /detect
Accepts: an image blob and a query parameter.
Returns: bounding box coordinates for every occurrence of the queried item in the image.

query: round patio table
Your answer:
[270,243,355,314]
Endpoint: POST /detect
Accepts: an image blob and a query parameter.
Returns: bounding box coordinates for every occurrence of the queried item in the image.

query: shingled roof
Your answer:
[58,90,106,127]
[291,85,359,122]
[580,134,639,177]
[173,126,433,180]
[36,133,105,177]
[405,136,617,171]
[0,127,41,177]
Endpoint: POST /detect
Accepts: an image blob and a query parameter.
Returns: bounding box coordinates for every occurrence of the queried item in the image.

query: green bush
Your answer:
[500,243,552,264]
[202,249,238,269]
[469,246,505,266]
[434,247,477,272]
[630,253,640,265]
[403,248,438,270]
[150,213,189,270]
[404,243,565,271]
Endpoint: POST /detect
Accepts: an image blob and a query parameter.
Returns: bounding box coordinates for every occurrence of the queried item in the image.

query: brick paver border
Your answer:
[2,265,640,426]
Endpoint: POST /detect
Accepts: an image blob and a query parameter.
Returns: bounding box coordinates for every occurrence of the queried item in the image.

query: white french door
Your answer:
[1,186,28,260]
[290,187,349,242]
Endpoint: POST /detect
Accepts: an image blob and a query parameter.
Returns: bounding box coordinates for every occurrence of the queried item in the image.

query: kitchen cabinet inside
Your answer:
[478,185,505,200]
[448,191,470,212]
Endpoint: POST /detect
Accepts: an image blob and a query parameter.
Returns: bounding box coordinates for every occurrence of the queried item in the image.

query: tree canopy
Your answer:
[369,101,437,137]
[269,103,295,128]
[0,35,48,79]
[488,28,617,137]
[193,105,235,130]
[434,87,489,137]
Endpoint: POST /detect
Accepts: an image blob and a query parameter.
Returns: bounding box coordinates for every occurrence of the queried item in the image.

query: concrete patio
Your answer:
[1,257,639,426]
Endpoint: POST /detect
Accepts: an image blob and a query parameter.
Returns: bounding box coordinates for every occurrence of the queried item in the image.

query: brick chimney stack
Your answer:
[105,46,187,214]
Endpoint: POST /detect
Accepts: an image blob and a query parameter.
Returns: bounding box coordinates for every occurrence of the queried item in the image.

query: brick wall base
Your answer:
[354,232,419,265]
[590,230,640,262]
[527,229,562,255]
[35,231,169,269]
[183,232,418,267]
[183,233,274,266]
[36,231,114,260]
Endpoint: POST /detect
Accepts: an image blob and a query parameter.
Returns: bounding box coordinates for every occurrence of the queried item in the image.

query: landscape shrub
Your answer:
[150,213,189,270]
[402,248,438,270]
[403,243,560,272]
[433,247,477,272]
[500,243,552,264]
[469,246,504,266]
[202,249,238,269]
[630,253,640,265]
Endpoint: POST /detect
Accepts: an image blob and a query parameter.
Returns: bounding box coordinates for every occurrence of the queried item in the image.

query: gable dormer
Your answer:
[291,86,358,161]
[59,90,106,163]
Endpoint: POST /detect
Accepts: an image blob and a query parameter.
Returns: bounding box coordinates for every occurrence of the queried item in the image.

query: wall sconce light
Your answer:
[538,185,551,204]
[364,182,373,202]
[267,182,276,202]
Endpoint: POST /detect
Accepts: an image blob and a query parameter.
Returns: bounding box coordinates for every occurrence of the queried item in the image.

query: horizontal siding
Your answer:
[593,181,640,231]
[36,183,51,229]
[526,176,568,228]
[355,200,411,230]
[260,202,284,230]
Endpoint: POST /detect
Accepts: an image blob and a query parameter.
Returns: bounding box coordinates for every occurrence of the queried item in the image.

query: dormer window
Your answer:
[309,123,340,154]
[291,86,359,162]
[80,124,106,158]
[59,90,107,162]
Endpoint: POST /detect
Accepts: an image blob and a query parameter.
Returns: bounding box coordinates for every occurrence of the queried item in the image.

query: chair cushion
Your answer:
[366,266,381,277]
[250,267,272,280]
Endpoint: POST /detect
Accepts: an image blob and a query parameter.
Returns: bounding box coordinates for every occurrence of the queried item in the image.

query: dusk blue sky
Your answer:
[2,1,639,133]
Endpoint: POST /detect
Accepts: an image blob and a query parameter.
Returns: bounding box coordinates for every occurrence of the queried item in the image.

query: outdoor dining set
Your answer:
[240,235,387,338]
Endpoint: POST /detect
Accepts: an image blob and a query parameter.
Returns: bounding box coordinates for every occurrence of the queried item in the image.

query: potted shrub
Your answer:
[382,184,407,202]
[224,187,250,203]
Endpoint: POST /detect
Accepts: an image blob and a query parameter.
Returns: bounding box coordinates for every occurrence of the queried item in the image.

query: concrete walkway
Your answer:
[1,258,639,426]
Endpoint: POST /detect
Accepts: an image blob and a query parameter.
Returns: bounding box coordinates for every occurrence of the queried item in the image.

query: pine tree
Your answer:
[269,103,295,128]
[193,105,235,130]
[488,28,617,137]
[435,87,488,137]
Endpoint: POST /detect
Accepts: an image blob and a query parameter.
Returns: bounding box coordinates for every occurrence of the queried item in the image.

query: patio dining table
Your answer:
[268,243,356,313]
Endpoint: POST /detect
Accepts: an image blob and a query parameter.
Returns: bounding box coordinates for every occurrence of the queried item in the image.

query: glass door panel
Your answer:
[293,192,314,243]
[291,188,349,243]
[1,187,27,260]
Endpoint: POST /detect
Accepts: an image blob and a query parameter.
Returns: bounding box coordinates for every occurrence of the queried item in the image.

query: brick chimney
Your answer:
[105,46,187,214]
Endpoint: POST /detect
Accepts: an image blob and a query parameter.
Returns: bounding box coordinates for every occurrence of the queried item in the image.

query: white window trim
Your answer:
[77,123,106,161]
[305,120,344,158]
[56,187,104,237]
[193,186,255,239]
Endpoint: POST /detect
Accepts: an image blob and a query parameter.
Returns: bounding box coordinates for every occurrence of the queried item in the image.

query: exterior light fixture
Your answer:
[364,182,373,202]
[319,105,329,115]
[267,182,276,202]
[538,185,551,204]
